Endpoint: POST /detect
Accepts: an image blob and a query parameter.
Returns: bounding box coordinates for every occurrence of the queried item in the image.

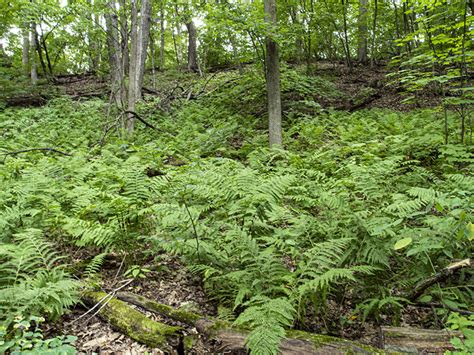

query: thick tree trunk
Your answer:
[357,0,368,64]
[264,0,282,147]
[186,20,199,72]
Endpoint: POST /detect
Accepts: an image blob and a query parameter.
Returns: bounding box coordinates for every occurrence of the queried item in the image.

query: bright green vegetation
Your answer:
[1,67,472,353]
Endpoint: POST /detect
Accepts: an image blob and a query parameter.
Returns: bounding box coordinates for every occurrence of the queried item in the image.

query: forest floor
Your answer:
[2,62,470,354]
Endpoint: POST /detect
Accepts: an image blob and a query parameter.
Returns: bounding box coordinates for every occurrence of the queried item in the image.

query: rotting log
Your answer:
[380,326,461,354]
[116,291,382,354]
[197,319,378,354]
[82,291,182,350]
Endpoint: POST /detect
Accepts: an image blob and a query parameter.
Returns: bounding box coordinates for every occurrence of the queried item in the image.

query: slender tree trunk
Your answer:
[342,0,352,70]
[159,1,165,70]
[105,0,124,108]
[87,0,98,73]
[41,36,53,76]
[393,0,401,56]
[185,20,199,72]
[264,0,282,147]
[119,0,129,75]
[357,0,368,64]
[30,22,38,84]
[128,0,152,133]
[370,0,378,67]
[150,32,156,88]
[34,27,48,78]
[174,4,183,66]
[22,24,30,76]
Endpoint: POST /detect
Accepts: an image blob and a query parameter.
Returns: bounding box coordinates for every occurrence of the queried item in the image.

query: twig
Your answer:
[123,110,158,130]
[71,278,134,325]
[1,148,72,160]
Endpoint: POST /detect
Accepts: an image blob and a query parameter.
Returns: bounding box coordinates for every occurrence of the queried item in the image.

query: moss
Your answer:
[84,291,182,348]
[287,330,385,354]
[122,292,202,324]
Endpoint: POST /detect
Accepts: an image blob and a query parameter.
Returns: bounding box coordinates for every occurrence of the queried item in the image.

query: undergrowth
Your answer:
[0,67,472,353]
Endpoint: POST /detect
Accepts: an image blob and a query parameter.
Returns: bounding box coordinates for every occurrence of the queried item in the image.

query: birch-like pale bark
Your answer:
[127,0,152,133]
[264,0,282,147]
[30,22,38,85]
[22,24,30,76]
[105,0,124,108]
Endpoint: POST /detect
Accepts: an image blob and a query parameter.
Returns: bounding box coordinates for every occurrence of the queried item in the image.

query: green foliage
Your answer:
[445,313,474,354]
[0,315,77,354]
[0,72,472,354]
[0,229,79,327]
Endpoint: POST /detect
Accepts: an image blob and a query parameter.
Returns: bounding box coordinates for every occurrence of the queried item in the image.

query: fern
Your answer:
[234,297,295,355]
[0,229,79,325]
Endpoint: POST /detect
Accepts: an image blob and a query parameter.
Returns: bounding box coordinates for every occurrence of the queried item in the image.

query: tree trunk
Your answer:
[105,0,125,108]
[185,20,199,72]
[119,0,129,75]
[264,0,282,147]
[87,0,98,73]
[370,0,378,67]
[30,22,38,85]
[357,0,368,64]
[342,0,352,70]
[159,0,165,70]
[22,24,30,76]
[128,0,152,133]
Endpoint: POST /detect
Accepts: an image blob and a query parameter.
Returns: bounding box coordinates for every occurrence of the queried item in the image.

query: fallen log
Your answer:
[116,291,381,354]
[379,326,461,354]
[82,291,182,350]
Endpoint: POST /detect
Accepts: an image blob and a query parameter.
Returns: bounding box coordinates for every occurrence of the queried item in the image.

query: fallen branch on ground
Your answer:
[1,148,72,159]
[408,259,472,301]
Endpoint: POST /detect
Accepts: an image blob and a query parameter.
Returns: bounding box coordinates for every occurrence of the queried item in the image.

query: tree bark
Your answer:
[82,291,182,350]
[370,0,378,67]
[22,24,30,76]
[342,0,352,70]
[186,20,199,72]
[115,291,382,354]
[357,0,368,64]
[105,0,125,108]
[159,0,165,70]
[119,0,129,75]
[128,0,152,133]
[380,326,460,353]
[30,22,38,85]
[264,0,282,147]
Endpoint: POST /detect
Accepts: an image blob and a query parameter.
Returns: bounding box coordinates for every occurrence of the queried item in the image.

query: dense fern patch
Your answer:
[0,69,472,353]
